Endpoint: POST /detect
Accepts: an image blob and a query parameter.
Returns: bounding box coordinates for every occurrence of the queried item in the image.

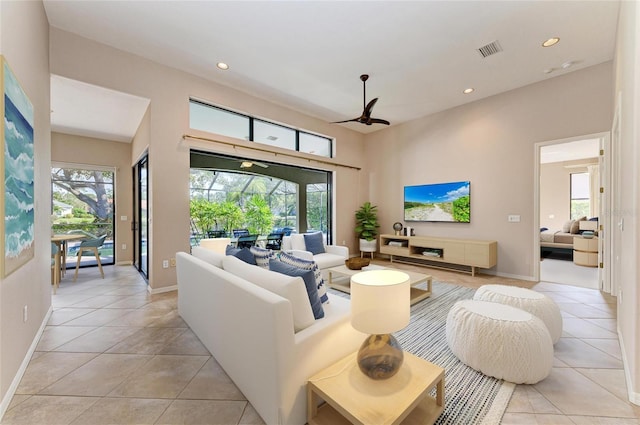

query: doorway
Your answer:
[535,133,609,289]
[133,155,149,279]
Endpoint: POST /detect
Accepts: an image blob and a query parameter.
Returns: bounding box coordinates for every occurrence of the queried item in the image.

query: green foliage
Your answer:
[355,202,380,241]
[244,195,273,235]
[214,201,245,235]
[190,199,218,235]
[452,195,470,222]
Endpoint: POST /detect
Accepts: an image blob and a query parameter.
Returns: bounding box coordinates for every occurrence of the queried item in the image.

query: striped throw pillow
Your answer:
[250,246,274,269]
[278,251,328,304]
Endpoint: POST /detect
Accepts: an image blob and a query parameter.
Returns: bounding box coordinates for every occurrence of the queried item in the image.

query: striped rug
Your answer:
[330,280,514,425]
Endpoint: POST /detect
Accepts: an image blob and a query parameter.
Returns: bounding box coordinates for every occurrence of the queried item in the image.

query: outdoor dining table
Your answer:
[51,233,86,290]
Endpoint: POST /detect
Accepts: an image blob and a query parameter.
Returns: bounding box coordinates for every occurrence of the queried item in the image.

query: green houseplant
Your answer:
[244,195,274,235]
[355,202,380,254]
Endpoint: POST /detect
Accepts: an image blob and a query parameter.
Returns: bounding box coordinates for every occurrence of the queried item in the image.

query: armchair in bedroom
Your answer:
[282,232,348,274]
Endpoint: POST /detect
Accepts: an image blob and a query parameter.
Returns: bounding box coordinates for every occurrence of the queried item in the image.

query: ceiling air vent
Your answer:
[477,40,503,58]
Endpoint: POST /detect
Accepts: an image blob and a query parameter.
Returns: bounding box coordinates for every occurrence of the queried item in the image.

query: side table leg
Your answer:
[307,386,318,423]
[436,377,445,406]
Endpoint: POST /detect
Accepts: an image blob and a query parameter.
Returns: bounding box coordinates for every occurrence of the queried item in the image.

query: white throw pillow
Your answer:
[222,255,315,332]
[290,233,307,251]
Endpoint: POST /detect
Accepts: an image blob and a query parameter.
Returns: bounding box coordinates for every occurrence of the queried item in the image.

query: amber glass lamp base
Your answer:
[357,334,404,380]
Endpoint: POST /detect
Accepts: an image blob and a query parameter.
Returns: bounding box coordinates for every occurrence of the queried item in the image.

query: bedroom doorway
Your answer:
[534,132,610,290]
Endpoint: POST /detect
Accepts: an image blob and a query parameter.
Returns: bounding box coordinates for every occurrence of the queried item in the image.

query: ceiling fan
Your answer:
[334,74,390,126]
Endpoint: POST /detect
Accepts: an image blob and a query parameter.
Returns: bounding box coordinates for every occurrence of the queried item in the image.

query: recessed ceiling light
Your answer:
[542,37,560,48]
[561,61,573,69]
[543,68,554,74]
[463,88,474,94]
[216,62,229,70]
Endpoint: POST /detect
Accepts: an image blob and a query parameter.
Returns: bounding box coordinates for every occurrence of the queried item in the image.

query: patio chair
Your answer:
[73,234,107,282]
[265,232,284,250]
[233,229,250,238]
[237,234,258,249]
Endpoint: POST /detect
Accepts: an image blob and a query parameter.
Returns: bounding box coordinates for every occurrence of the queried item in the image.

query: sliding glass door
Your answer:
[133,155,149,278]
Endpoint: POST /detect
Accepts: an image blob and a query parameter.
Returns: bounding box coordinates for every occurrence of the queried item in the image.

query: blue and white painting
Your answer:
[3,57,34,277]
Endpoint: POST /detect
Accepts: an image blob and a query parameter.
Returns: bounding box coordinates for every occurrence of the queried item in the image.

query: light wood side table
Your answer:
[307,351,445,425]
[573,236,598,267]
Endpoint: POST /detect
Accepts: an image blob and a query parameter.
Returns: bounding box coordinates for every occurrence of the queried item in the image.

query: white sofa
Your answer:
[282,233,348,274]
[176,248,363,425]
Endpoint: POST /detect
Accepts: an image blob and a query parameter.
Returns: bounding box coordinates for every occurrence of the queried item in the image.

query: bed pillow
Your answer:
[250,245,274,269]
[304,232,325,255]
[570,217,587,234]
[562,220,573,233]
[278,251,328,304]
[269,259,324,319]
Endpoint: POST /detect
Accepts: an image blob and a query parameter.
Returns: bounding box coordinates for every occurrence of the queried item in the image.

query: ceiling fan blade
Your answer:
[254,161,269,168]
[332,118,360,124]
[364,98,379,117]
[368,118,390,125]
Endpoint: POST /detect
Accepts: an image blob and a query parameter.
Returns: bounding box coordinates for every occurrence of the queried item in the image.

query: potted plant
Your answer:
[355,202,380,254]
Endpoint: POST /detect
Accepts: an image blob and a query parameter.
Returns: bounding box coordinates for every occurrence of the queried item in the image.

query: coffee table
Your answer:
[307,351,445,425]
[327,264,432,305]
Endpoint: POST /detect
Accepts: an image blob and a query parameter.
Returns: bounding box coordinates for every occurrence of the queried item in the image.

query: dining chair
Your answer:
[237,234,258,249]
[73,234,107,282]
[233,229,250,238]
[265,232,284,250]
[51,242,60,293]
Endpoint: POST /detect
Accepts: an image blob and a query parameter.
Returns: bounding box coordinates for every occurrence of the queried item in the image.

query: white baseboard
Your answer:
[487,270,537,282]
[0,305,53,421]
[115,260,133,266]
[618,330,640,406]
[147,284,177,294]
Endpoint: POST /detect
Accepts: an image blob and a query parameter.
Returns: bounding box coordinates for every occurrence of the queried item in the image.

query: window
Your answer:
[570,172,590,219]
[189,99,333,158]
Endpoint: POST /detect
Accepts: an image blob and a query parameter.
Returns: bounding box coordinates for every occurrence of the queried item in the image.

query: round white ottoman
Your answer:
[473,284,563,344]
[446,300,553,384]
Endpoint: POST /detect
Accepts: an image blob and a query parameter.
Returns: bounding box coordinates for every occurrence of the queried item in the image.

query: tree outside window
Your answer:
[570,172,590,219]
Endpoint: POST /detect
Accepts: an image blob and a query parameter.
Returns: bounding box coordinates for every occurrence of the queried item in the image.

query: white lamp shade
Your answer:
[198,238,231,254]
[351,270,410,335]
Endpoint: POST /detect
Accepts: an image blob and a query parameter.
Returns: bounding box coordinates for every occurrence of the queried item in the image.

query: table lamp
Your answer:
[351,270,410,380]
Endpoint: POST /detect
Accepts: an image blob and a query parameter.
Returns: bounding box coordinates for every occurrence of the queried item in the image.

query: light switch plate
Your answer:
[508,215,521,222]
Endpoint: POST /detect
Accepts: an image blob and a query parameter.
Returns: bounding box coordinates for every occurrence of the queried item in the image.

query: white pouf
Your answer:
[473,284,563,344]
[446,300,553,384]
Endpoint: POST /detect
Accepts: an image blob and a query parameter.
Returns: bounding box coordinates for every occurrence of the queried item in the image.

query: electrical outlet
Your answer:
[120,215,127,221]
[508,215,521,222]
[23,305,28,323]
[121,244,127,250]
[170,258,176,267]
[162,260,169,268]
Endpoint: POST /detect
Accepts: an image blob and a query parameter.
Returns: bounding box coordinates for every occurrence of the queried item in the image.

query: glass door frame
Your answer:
[133,155,149,279]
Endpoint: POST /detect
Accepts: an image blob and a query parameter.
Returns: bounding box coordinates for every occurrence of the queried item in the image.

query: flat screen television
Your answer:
[404,181,470,223]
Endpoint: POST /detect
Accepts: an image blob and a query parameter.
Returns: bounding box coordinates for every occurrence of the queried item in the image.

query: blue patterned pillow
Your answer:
[250,245,274,269]
[279,251,328,304]
[304,232,325,255]
[269,259,324,319]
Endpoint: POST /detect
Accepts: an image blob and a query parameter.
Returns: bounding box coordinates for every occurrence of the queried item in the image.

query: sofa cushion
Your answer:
[304,232,325,255]
[269,259,324,320]
[278,251,328,304]
[250,245,274,269]
[191,246,224,268]
[313,252,347,270]
[289,233,307,251]
[222,255,315,332]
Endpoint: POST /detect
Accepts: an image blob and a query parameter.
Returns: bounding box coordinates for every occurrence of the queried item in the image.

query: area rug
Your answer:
[330,281,514,425]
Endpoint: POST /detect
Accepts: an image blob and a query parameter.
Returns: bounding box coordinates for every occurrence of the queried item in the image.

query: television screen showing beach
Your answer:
[404,181,470,223]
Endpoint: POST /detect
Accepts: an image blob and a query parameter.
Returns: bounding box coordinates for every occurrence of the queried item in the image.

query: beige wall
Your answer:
[0,0,50,415]
[365,62,613,280]
[540,160,596,231]
[51,132,134,265]
[613,0,640,404]
[49,28,366,292]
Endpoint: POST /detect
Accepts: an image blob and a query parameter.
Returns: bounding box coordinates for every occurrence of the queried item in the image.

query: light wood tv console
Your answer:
[380,234,497,276]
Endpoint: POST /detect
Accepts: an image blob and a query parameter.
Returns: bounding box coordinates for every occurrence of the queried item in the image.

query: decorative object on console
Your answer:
[345,257,370,270]
[404,181,470,223]
[351,270,410,380]
[393,221,403,236]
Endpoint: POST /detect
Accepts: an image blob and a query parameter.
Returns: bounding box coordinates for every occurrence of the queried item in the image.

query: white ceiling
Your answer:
[540,139,600,164]
[43,1,620,141]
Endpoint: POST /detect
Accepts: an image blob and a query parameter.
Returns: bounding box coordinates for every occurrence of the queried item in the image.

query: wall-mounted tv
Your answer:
[404,181,470,223]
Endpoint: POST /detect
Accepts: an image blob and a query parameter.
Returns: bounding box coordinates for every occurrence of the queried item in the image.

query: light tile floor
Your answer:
[2,262,639,424]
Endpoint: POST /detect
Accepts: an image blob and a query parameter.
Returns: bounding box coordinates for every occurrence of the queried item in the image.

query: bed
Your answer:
[539,217,598,259]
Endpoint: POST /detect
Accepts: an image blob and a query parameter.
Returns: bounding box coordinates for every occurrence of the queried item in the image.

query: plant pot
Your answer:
[359,238,377,253]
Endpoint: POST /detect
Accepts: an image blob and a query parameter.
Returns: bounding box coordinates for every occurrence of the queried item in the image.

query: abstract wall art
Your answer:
[1,56,35,277]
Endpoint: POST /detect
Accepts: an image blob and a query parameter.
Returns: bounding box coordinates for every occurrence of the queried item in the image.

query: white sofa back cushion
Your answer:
[289,233,308,251]
[222,255,315,332]
[192,246,224,268]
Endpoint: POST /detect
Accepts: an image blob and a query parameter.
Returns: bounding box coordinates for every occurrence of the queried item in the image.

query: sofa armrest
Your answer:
[325,244,348,259]
[284,249,314,261]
